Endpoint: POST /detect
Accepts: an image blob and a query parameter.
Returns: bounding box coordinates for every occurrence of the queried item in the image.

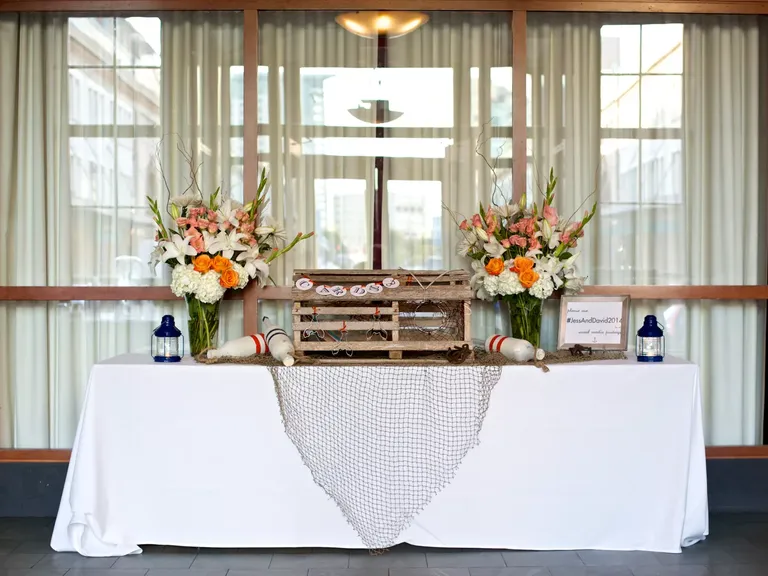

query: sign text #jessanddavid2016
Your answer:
[563,300,625,346]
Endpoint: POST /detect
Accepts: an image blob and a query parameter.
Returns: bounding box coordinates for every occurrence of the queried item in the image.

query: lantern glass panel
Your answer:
[636,335,664,358]
[153,336,180,358]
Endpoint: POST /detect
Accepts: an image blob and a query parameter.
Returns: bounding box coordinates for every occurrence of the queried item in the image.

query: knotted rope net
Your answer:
[268,365,502,549]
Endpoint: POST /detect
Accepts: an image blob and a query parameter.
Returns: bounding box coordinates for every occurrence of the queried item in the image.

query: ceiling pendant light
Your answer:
[335,11,429,39]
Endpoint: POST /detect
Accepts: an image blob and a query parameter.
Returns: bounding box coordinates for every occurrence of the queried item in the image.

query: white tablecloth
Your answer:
[52,355,708,556]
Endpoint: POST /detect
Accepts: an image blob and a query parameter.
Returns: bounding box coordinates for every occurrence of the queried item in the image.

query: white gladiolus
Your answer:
[474,227,489,242]
[170,265,201,298]
[195,271,226,304]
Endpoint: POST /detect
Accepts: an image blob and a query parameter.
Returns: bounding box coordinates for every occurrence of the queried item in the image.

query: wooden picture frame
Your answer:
[558,295,631,351]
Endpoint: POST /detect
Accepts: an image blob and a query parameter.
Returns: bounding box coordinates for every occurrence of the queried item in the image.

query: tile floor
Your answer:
[0,514,766,576]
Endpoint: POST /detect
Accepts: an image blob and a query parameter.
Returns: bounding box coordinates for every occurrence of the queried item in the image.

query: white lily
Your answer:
[149,245,164,275]
[236,246,270,283]
[563,268,585,294]
[540,219,562,250]
[474,227,489,242]
[217,198,244,228]
[483,237,506,258]
[170,193,203,208]
[202,230,217,252]
[535,255,565,289]
[491,203,520,219]
[160,234,197,266]
[457,236,475,257]
[255,216,288,248]
[208,229,249,259]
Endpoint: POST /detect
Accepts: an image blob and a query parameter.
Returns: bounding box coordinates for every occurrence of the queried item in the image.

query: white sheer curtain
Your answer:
[528,12,767,444]
[0,12,244,448]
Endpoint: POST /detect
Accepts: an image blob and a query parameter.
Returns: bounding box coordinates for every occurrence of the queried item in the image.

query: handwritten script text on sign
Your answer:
[563,301,624,346]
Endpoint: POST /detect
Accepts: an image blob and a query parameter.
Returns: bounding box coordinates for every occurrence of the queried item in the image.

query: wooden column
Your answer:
[512,10,527,203]
[243,9,260,335]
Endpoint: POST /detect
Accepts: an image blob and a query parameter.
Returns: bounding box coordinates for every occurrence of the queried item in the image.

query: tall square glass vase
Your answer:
[503,293,543,349]
[186,295,220,357]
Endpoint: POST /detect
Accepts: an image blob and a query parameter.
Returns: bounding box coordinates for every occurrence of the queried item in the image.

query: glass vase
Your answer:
[186,295,220,357]
[503,293,543,349]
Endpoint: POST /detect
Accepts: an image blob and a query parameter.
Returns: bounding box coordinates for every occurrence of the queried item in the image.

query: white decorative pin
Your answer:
[295,277,313,290]
[366,282,384,294]
[350,285,367,297]
[315,285,331,296]
[382,277,400,289]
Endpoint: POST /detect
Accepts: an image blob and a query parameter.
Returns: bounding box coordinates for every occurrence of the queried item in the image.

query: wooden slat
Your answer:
[4,0,768,14]
[293,321,397,330]
[512,10,527,203]
[0,450,71,462]
[295,306,395,315]
[706,446,768,459]
[242,8,260,336]
[299,340,468,351]
[292,286,473,301]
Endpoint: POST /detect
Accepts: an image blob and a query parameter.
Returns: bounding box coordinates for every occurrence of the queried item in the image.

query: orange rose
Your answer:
[192,254,212,273]
[212,255,232,273]
[511,256,534,273]
[219,268,239,289]
[485,257,505,276]
[518,268,539,289]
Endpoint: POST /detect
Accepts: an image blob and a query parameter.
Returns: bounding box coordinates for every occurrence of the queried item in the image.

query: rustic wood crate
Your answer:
[291,269,472,364]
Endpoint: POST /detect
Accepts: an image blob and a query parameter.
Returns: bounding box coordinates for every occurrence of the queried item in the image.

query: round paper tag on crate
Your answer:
[330,285,348,296]
[350,285,367,297]
[295,277,313,290]
[366,283,384,294]
[316,285,331,295]
[382,277,400,289]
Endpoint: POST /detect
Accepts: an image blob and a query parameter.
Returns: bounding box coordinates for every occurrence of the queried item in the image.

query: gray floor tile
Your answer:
[0,570,67,576]
[147,570,227,576]
[0,556,44,569]
[470,568,553,576]
[112,554,197,570]
[66,570,148,576]
[0,543,21,556]
[190,552,271,569]
[709,566,768,576]
[655,550,735,566]
[348,550,427,568]
[549,568,633,576]
[308,569,388,576]
[269,553,349,570]
[32,554,116,569]
[630,566,710,576]
[391,569,471,576]
[502,552,583,567]
[720,549,768,564]
[426,552,506,568]
[228,570,308,576]
[9,544,50,555]
[578,552,660,567]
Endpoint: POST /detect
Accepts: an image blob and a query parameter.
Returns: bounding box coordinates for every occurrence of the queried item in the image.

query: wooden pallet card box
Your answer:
[291,269,472,363]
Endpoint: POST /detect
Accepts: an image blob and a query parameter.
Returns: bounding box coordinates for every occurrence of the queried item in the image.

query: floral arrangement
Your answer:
[148,163,312,356]
[454,169,596,347]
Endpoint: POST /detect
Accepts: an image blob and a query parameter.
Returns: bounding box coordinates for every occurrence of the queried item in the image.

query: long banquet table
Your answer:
[52,354,708,556]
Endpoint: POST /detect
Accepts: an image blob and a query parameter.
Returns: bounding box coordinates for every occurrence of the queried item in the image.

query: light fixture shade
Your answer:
[335,11,429,39]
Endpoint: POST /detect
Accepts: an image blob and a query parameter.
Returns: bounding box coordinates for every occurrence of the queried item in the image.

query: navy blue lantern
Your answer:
[636,315,665,362]
[151,315,183,362]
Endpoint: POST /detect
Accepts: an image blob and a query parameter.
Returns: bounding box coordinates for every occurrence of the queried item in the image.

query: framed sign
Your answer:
[558,295,630,351]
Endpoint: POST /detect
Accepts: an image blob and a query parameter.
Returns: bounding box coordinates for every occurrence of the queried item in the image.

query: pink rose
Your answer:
[187,218,199,228]
[185,227,201,238]
[208,209,217,221]
[197,219,209,229]
[500,238,511,248]
[459,220,469,231]
[222,221,233,231]
[176,217,188,227]
[189,235,205,254]
[543,205,559,227]
[529,237,542,251]
[240,222,255,234]
[207,223,218,234]
[235,209,248,222]
[510,235,527,248]
[248,237,258,246]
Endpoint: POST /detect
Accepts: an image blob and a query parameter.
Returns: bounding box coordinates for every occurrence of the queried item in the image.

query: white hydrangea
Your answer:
[170,264,201,298]
[529,275,555,299]
[482,274,500,297]
[232,263,249,289]
[194,271,226,304]
[496,269,525,296]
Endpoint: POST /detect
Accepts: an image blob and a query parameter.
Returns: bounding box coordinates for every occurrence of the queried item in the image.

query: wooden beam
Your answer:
[1,445,768,462]
[512,11,526,203]
[2,0,768,14]
[0,286,292,301]
[242,9,260,336]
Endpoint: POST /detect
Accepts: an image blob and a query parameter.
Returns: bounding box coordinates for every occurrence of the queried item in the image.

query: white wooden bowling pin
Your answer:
[262,316,296,367]
[485,334,545,362]
[207,334,269,359]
